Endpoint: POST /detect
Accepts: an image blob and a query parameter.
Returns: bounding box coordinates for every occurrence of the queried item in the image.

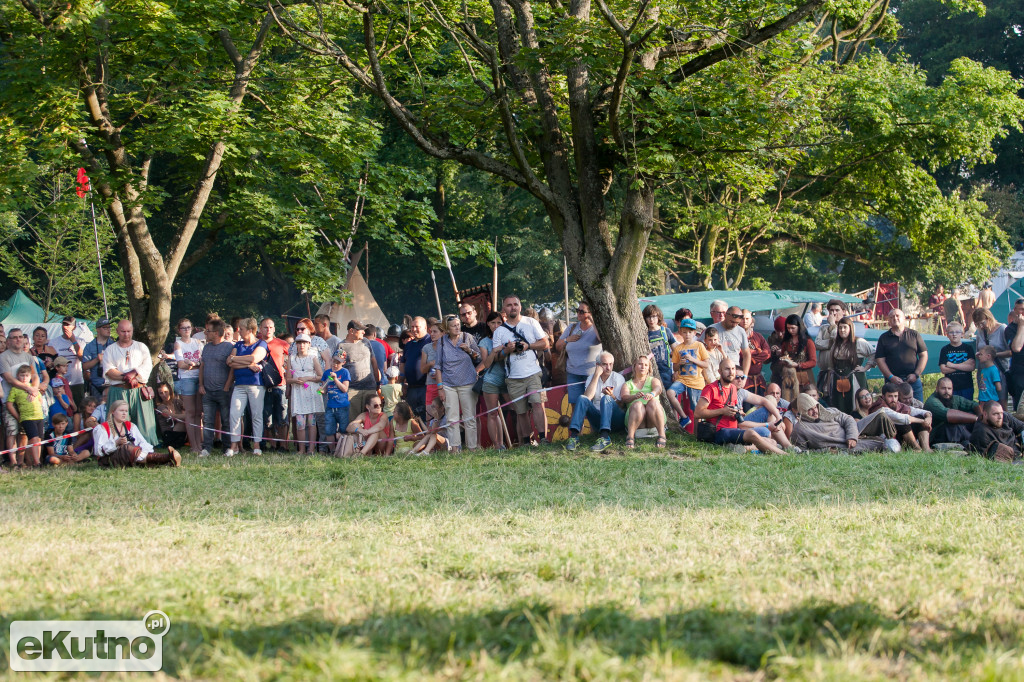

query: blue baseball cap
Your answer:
[680,318,697,330]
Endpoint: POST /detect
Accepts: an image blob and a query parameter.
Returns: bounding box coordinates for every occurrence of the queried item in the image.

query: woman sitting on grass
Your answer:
[620,355,667,449]
[93,399,181,467]
[337,395,392,457]
[154,381,188,449]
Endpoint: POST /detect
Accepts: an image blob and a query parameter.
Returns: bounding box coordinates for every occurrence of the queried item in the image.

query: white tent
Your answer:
[316,265,390,331]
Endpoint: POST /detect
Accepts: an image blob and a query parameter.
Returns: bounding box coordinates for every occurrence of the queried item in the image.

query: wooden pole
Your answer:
[492,236,499,312]
[430,271,443,319]
[563,256,570,325]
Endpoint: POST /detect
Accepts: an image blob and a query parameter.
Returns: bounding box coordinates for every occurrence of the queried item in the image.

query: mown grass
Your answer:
[2,436,1024,680]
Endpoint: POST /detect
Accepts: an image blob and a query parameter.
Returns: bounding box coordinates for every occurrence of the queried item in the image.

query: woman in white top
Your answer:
[172,318,204,455]
[93,400,181,467]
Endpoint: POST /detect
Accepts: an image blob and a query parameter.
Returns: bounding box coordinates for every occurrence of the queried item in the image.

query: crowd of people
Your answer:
[2,288,1022,469]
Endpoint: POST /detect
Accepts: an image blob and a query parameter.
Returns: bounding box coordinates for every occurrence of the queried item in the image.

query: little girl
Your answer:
[391,401,425,456]
[285,334,324,454]
[702,327,725,384]
[411,397,448,455]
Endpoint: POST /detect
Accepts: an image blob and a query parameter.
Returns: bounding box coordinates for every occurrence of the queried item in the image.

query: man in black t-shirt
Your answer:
[401,316,430,418]
[458,302,488,342]
[874,308,928,403]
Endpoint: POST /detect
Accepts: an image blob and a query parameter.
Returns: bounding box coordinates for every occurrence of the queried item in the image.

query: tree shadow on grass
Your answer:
[1,599,1013,676]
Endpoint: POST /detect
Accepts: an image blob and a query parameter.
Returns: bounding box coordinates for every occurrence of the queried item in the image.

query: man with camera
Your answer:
[492,294,550,445]
[695,358,787,454]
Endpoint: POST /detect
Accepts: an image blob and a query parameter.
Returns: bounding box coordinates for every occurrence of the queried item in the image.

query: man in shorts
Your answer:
[695,358,786,454]
[491,295,550,445]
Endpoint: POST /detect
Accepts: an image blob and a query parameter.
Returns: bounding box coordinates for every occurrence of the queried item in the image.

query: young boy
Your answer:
[642,304,674,386]
[45,413,90,465]
[320,354,351,450]
[7,364,46,467]
[977,345,1002,403]
[667,318,709,432]
[939,322,975,400]
[49,356,75,421]
[381,366,403,417]
[702,327,725,384]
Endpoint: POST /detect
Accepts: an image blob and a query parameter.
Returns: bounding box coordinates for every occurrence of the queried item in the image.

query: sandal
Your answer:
[656,437,666,449]
[625,438,635,449]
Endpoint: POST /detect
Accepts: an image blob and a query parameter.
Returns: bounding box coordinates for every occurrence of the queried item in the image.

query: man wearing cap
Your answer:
[50,315,86,406]
[82,318,115,399]
[102,319,159,446]
[336,320,380,415]
[791,393,898,452]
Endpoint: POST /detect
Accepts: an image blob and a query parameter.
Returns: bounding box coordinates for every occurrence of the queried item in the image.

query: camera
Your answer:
[514,341,527,353]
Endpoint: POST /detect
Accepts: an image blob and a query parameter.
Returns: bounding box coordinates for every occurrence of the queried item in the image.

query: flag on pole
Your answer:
[75,168,91,198]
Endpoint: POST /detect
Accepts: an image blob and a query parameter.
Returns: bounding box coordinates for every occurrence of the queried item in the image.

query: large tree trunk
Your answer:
[561,185,655,372]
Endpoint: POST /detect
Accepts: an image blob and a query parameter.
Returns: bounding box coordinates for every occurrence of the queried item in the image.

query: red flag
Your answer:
[75,168,90,198]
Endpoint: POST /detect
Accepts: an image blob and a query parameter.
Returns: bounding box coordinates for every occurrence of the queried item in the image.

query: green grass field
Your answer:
[3,438,1024,680]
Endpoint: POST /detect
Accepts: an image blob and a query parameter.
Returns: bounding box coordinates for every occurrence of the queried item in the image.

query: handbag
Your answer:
[835,376,852,394]
[696,420,717,443]
[472,373,485,395]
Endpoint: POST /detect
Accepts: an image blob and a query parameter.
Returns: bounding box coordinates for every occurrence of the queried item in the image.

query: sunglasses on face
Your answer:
[368,402,381,408]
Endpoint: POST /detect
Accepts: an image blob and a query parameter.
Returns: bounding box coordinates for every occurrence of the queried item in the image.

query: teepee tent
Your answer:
[315,265,390,332]
[0,290,93,341]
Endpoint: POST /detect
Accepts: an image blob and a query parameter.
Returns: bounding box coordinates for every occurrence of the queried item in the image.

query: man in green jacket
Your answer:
[925,376,981,447]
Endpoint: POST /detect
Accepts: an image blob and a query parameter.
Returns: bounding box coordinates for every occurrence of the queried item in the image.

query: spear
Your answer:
[441,241,461,306]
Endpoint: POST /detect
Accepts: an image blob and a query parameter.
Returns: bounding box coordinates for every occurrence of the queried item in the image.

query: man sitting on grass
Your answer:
[564,352,626,452]
[695,358,787,454]
[790,393,899,453]
[869,382,933,451]
[925,376,980,448]
[969,401,1024,462]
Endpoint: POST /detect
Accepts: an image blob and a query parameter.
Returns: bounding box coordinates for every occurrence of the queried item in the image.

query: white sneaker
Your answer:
[884,438,901,453]
[198,449,210,458]
[224,448,236,457]
[252,448,262,456]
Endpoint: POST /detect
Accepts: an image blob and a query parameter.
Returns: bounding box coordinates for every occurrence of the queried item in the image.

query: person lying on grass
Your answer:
[694,357,787,455]
[790,393,898,453]
[968,400,1024,462]
[411,397,448,455]
[337,395,392,457]
[868,383,932,452]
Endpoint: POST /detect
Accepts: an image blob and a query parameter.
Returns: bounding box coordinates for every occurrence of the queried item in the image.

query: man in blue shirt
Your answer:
[81,318,115,398]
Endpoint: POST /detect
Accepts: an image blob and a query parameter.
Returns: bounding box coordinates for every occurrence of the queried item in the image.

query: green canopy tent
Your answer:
[0,290,93,341]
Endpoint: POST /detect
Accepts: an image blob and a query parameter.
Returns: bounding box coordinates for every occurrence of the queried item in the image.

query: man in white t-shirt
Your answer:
[491,295,550,444]
[50,316,86,406]
[710,306,751,377]
[564,351,626,452]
